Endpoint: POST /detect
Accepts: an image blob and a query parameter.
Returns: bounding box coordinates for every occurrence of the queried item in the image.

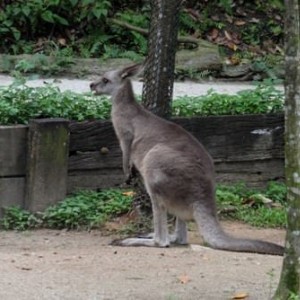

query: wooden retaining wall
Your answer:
[0,114,284,216]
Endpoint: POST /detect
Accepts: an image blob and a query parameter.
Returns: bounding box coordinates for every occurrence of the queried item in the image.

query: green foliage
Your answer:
[0,79,284,125]
[218,0,233,14]
[104,10,148,59]
[236,206,286,228]
[0,1,148,59]
[0,0,111,55]
[12,54,74,75]
[1,206,41,230]
[264,181,287,204]
[43,189,133,230]
[0,189,133,231]
[216,182,287,228]
[0,0,285,61]
[1,183,286,231]
[172,80,284,117]
[0,83,111,125]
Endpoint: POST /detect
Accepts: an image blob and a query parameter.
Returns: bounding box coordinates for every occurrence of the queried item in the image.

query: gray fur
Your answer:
[90,64,284,255]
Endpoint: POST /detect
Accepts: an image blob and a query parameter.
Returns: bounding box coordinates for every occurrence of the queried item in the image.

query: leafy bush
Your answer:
[0,0,111,55]
[43,189,133,229]
[172,81,283,117]
[0,0,284,60]
[0,84,111,124]
[1,206,41,230]
[217,181,287,228]
[0,80,284,125]
[264,181,287,204]
[0,0,148,58]
[0,189,134,231]
[0,183,286,231]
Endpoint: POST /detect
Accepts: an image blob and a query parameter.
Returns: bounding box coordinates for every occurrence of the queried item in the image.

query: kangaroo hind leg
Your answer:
[169,217,188,245]
[111,193,170,247]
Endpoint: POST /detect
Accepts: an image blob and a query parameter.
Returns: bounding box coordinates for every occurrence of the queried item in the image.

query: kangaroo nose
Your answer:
[90,82,95,90]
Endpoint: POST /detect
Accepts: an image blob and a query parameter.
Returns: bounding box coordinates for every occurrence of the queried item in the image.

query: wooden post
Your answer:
[0,125,28,217]
[25,119,69,212]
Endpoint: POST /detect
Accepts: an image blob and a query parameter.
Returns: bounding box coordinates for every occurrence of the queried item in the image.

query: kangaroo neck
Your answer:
[112,79,137,106]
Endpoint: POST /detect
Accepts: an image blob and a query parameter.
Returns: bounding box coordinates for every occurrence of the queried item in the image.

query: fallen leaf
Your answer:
[122,191,135,196]
[250,18,260,23]
[224,30,232,41]
[232,292,249,299]
[58,38,67,46]
[227,42,238,51]
[178,274,190,284]
[210,28,219,40]
[235,20,246,26]
[225,14,233,23]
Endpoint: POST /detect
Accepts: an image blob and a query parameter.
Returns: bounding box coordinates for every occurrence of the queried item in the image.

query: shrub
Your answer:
[0,80,284,125]
[0,189,134,231]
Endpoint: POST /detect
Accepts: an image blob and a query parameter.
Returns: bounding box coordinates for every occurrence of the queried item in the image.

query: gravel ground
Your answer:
[0,222,285,300]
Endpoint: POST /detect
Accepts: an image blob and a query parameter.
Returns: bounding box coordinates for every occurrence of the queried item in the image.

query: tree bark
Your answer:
[130,0,182,218]
[142,0,182,118]
[274,0,300,298]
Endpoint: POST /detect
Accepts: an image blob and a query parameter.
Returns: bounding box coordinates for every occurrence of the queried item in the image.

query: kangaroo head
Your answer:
[90,63,142,96]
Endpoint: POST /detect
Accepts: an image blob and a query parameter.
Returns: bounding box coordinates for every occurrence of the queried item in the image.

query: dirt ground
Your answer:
[0,221,285,300]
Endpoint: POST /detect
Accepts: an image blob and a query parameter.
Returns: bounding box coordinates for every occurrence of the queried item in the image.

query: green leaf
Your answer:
[51,0,60,5]
[12,7,21,16]
[82,0,94,5]
[53,14,69,26]
[92,8,107,19]
[0,27,10,33]
[41,11,54,23]
[69,0,79,6]
[22,6,31,17]
[11,28,21,41]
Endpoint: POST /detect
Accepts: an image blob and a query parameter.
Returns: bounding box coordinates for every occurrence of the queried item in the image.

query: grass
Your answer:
[0,182,287,231]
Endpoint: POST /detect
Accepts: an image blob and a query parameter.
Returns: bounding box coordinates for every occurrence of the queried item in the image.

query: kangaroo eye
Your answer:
[102,78,109,84]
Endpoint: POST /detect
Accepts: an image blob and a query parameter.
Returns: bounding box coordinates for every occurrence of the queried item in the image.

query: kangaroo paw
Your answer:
[110,237,169,247]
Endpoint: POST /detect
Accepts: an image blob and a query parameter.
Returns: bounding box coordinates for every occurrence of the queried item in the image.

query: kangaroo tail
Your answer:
[193,204,284,256]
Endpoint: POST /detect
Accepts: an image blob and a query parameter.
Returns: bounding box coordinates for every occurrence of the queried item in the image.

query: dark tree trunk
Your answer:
[274,0,300,298]
[142,0,182,118]
[131,0,182,220]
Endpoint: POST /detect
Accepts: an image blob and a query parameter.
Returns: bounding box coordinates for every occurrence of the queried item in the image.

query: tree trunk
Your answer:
[274,0,300,298]
[131,0,182,219]
[142,0,182,117]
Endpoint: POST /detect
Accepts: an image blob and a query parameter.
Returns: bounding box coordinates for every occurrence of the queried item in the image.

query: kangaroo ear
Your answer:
[120,63,143,79]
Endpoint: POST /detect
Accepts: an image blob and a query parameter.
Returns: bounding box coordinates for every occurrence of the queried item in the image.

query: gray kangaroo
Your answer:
[90,64,284,255]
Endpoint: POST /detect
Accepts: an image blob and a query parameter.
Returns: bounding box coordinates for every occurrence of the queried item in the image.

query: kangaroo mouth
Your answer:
[90,88,102,95]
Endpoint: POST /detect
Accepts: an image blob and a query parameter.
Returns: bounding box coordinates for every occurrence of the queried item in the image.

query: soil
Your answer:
[0,221,285,300]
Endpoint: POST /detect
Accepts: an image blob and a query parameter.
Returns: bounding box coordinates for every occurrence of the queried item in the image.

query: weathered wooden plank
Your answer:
[69,120,117,152]
[0,125,28,176]
[25,119,70,212]
[0,177,25,217]
[175,114,284,161]
[67,169,124,193]
[69,115,284,161]
[215,159,284,188]
[68,147,122,171]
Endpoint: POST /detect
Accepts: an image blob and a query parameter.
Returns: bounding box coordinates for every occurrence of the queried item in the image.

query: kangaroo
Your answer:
[90,64,284,255]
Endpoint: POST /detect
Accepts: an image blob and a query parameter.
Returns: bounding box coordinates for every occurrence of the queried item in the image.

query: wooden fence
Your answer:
[0,114,284,216]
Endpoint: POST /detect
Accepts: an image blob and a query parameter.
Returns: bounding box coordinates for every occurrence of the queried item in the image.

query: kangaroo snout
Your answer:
[90,82,96,90]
